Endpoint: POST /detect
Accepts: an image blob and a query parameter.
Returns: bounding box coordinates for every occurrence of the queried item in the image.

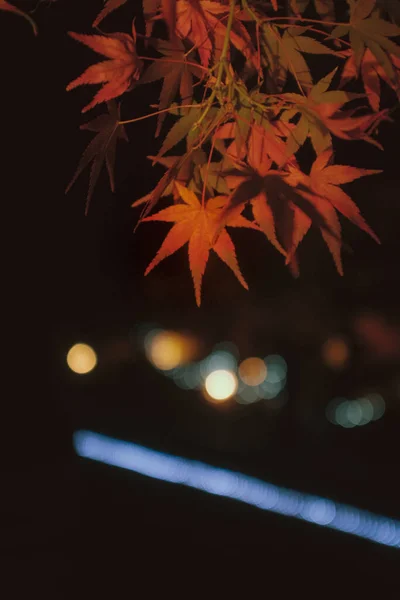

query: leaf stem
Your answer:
[275,24,351,48]
[241,0,260,23]
[242,1,307,96]
[201,130,218,207]
[192,0,237,131]
[137,55,210,72]
[258,15,349,28]
[119,103,205,125]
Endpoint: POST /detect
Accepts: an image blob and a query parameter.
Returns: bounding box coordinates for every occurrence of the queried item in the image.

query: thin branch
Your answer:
[193,0,237,131]
[119,103,205,126]
[137,55,210,72]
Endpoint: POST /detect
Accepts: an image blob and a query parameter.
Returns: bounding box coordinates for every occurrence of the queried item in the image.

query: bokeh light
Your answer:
[353,312,400,359]
[75,430,400,549]
[67,343,97,374]
[145,329,197,371]
[259,379,285,400]
[346,401,363,426]
[334,400,352,428]
[368,393,386,420]
[238,357,267,386]
[212,341,240,360]
[359,397,374,423]
[182,364,203,389]
[321,336,350,370]
[327,394,386,428]
[200,350,237,378]
[236,383,260,404]
[264,355,287,383]
[204,369,238,402]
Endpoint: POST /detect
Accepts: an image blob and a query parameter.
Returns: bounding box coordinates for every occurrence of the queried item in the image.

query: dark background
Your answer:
[3,0,400,595]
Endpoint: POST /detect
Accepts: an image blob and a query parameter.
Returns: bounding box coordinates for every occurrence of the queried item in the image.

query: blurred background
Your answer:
[3,0,400,595]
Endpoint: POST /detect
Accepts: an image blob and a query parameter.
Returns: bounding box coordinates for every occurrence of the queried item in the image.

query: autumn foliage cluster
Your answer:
[4,0,400,304]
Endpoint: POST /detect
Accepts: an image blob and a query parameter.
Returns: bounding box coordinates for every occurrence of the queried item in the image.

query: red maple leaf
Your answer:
[67,23,143,113]
[162,0,178,40]
[143,182,260,305]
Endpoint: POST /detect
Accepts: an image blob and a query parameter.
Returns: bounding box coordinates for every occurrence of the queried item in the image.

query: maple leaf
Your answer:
[132,101,222,221]
[141,1,178,41]
[144,1,258,67]
[214,105,297,170]
[290,149,381,239]
[137,38,203,136]
[377,0,400,26]
[143,0,162,37]
[279,68,384,154]
[162,0,178,40]
[132,145,208,207]
[219,164,342,268]
[92,0,128,27]
[290,0,335,21]
[143,182,260,305]
[214,128,357,275]
[331,0,400,74]
[261,25,342,93]
[340,47,400,111]
[0,0,37,34]
[174,0,257,67]
[155,103,221,161]
[133,149,197,222]
[322,105,391,148]
[285,149,381,272]
[66,24,143,113]
[66,101,128,214]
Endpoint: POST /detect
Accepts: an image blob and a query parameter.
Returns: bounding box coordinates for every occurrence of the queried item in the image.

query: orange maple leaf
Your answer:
[216,138,377,276]
[280,68,390,152]
[143,182,260,305]
[174,0,257,67]
[286,149,381,273]
[215,116,295,169]
[341,47,400,112]
[92,0,128,28]
[220,164,336,269]
[67,23,143,113]
[303,150,380,243]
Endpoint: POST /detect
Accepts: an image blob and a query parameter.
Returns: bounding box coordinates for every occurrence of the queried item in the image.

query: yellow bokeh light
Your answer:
[146,330,195,371]
[67,343,97,374]
[238,357,267,386]
[204,369,238,401]
[321,336,350,370]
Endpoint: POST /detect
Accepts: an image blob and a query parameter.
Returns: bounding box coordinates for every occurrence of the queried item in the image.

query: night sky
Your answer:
[3,1,400,595]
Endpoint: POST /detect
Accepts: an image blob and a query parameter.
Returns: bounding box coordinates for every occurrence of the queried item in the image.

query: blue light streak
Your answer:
[73,430,400,549]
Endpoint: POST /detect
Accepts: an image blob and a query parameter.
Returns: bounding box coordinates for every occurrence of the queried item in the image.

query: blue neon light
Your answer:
[73,430,400,549]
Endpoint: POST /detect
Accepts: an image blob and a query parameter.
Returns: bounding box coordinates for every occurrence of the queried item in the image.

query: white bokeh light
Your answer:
[204,369,238,401]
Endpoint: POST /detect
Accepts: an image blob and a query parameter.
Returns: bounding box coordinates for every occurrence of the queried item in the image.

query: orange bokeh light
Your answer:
[238,357,267,386]
[146,330,197,370]
[321,336,350,370]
